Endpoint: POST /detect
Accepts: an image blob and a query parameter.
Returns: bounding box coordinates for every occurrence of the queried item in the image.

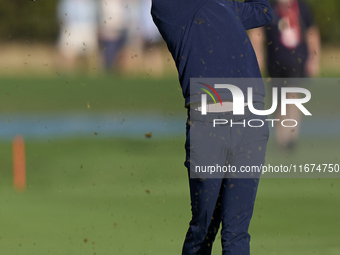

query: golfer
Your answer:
[152,1,273,254]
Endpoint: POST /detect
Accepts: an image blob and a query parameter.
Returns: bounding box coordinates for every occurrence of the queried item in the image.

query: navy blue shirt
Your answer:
[152,0,273,106]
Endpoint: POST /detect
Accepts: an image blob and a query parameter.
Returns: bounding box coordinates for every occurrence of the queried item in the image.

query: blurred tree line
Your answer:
[0,0,59,42]
[0,0,339,44]
[308,0,340,44]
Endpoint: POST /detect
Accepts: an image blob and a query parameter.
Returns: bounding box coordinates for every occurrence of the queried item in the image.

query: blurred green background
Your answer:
[0,0,339,44]
[0,0,340,255]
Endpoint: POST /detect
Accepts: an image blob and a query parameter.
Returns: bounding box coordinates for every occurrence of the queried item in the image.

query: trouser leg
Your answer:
[182,177,223,255]
[219,178,260,255]
[182,115,229,255]
[220,117,269,255]
[101,31,127,70]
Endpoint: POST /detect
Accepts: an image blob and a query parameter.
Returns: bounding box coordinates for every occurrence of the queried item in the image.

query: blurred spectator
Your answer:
[139,0,162,46]
[57,0,99,68]
[56,0,164,74]
[138,0,164,75]
[249,0,321,150]
[98,0,128,71]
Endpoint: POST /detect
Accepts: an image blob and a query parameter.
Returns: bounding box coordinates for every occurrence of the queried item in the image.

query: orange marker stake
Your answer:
[12,135,26,192]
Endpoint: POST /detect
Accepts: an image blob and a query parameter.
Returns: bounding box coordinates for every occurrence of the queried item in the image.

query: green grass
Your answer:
[0,75,340,254]
[0,75,184,114]
[0,74,340,116]
[1,137,340,255]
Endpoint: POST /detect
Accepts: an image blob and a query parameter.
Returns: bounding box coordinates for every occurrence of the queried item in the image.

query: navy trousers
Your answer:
[182,104,269,255]
[100,30,127,70]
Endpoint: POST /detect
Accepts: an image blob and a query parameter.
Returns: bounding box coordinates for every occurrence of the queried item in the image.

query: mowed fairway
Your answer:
[0,75,340,255]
